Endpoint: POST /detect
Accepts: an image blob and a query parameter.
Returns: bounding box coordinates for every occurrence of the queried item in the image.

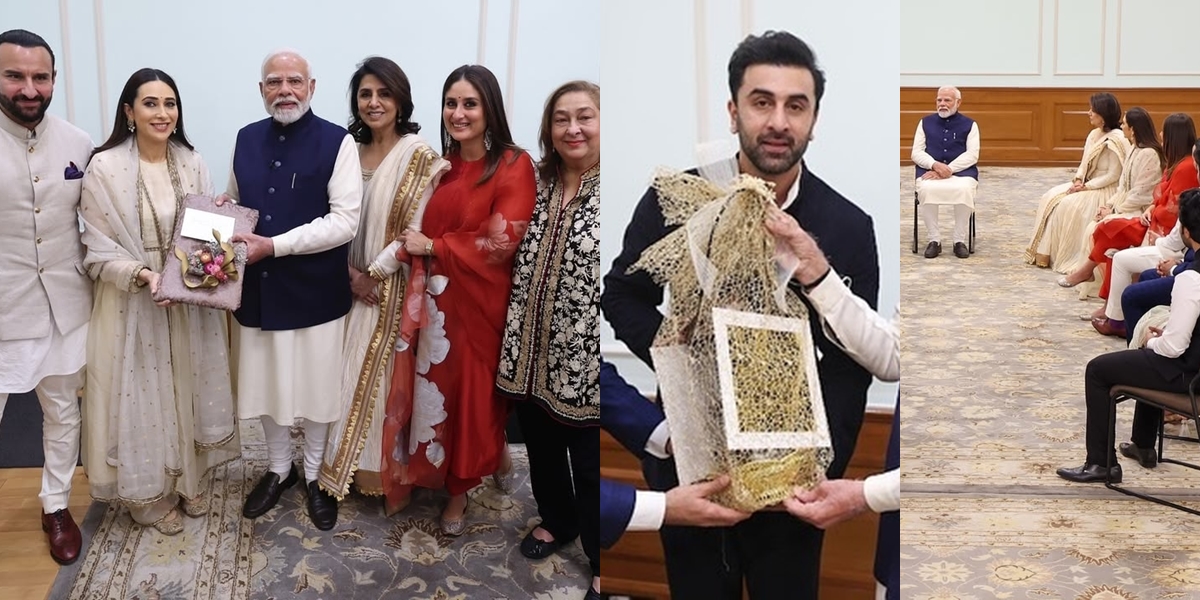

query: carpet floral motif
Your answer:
[902,166,1200,598]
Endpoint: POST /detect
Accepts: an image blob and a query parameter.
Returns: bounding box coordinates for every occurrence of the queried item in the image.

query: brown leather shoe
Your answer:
[1091,317,1126,338]
[41,508,82,565]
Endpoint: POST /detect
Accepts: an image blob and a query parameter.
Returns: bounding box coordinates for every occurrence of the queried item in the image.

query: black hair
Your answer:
[347,56,420,144]
[0,29,54,69]
[728,31,825,112]
[92,68,193,157]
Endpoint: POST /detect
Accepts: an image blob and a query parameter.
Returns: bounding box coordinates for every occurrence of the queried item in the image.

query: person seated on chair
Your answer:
[1087,140,1200,330]
[912,85,980,259]
[1110,247,1198,342]
[1057,188,1200,483]
[1055,107,1162,292]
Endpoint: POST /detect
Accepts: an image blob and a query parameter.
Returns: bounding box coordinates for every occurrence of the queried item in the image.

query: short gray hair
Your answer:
[937,85,961,101]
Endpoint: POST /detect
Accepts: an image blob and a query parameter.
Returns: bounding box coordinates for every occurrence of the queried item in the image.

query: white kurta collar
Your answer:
[0,109,49,142]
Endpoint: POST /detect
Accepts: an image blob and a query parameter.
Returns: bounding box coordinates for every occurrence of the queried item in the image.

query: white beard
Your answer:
[937,107,957,118]
[266,95,310,125]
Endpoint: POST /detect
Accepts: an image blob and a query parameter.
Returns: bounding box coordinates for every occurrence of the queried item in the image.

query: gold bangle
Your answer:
[425,241,434,256]
[367,264,386,281]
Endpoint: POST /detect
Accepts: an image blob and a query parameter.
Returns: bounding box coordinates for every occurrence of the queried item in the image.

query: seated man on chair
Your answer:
[912,85,980,259]
[1058,188,1200,483]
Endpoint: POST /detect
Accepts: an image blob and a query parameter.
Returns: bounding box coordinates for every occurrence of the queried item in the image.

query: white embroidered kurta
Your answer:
[0,113,92,392]
[228,134,362,424]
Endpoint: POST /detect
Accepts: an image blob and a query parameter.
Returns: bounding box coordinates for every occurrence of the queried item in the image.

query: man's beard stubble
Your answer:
[0,92,51,125]
[738,122,807,176]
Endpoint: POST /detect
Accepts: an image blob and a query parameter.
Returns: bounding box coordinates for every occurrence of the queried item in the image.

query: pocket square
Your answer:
[64,161,83,180]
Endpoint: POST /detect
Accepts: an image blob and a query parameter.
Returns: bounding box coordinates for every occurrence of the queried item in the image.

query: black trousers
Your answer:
[515,401,599,576]
[1084,349,1181,465]
[643,456,824,599]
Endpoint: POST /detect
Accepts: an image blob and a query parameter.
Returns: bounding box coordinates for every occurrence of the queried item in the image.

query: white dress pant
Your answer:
[260,416,330,483]
[920,203,973,244]
[0,368,83,513]
[1106,246,1171,320]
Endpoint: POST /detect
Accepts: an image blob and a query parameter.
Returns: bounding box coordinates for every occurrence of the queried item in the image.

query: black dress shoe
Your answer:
[520,528,577,559]
[306,481,338,530]
[585,585,601,600]
[923,241,941,258]
[1120,442,1158,468]
[953,242,969,258]
[1056,462,1122,483]
[244,465,299,518]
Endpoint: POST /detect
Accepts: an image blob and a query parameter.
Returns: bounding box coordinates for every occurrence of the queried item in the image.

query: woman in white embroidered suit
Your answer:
[1025,92,1130,273]
[319,57,448,503]
[80,69,239,535]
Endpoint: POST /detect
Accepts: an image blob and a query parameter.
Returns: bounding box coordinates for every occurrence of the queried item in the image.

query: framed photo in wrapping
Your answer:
[711,307,830,452]
[152,194,259,311]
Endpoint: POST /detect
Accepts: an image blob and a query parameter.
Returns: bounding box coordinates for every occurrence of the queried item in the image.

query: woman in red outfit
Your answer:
[1058,108,1163,290]
[379,65,537,534]
[1061,113,1197,302]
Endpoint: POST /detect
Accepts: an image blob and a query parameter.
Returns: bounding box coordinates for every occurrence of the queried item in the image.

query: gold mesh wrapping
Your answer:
[633,169,832,512]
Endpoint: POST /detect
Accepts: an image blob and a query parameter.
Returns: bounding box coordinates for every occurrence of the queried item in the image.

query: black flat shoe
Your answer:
[243,464,299,518]
[1057,462,1122,483]
[306,481,338,530]
[1119,442,1158,468]
[520,528,577,559]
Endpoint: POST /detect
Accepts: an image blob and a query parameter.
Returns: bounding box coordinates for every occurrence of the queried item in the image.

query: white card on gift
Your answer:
[180,208,236,242]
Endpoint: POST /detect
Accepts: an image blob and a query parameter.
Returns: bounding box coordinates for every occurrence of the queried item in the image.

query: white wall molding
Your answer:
[92,0,109,139]
[1052,0,1105,76]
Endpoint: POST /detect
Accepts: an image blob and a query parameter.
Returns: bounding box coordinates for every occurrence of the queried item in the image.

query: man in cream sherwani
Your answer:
[0,29,93,565]
[912,85,981,259]
[225,49,362,531]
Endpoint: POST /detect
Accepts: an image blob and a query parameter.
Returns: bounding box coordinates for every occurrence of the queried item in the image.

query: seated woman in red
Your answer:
[1061,112,1197,297]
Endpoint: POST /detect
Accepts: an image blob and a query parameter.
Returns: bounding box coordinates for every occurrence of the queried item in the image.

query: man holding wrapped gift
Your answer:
[602,31,879,599]
[222,48,362,531]
[0,29,93,565]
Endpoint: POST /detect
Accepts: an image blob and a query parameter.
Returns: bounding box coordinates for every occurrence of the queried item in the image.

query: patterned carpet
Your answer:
[901,166,1200,599]
[49,421,589,599]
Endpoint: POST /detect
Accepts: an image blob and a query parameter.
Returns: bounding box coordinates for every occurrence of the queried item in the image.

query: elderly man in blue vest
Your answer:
[222,49,362,531]
[912,86,980,259]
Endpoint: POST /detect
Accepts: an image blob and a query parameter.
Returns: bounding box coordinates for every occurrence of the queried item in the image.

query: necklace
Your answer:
[136,145,185,264]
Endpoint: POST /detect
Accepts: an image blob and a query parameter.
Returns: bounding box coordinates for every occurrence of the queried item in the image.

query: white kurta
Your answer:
[228,131,362,425]
[911,119,980,208]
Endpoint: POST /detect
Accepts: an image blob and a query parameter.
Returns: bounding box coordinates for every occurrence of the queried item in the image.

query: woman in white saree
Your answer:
[318,57,448,505]
[1025,92,1130,272]
[79,69,239,535]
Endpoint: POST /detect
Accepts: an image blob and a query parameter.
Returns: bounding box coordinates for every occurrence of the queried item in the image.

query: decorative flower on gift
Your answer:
[175,229,241,289]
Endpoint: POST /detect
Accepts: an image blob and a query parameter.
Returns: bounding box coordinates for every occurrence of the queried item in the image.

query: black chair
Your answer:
[1105,372,1200,516]
[911,189,976,254]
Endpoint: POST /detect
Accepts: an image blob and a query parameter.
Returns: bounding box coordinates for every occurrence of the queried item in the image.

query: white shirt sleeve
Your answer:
[947,122,980,173]
[911,123,934,170]
[863,469,900,513]
[272,134,363,258]
[644,420,672,460]
[1147,270,1200,358]
[1157,221,1187,260]
[804,270,900,381]
[628,490,667,532]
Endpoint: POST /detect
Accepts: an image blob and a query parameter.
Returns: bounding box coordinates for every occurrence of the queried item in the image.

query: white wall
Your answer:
[902,0,1200,87]
[5,0,600,189]
[602,0,900,409]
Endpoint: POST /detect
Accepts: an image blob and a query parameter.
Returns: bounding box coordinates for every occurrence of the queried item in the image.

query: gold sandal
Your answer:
[150,508,184,536]
[180,493,209,517]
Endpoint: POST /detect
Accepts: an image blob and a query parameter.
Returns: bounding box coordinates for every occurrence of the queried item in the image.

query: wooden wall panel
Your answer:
[901,88,1200,166]
[601,410,893,600]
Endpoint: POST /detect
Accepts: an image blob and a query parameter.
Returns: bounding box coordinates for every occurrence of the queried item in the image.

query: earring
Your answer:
[443,130,452,150]
[127,121,135,133]
[484,129,493,151]
[173,127,178,135]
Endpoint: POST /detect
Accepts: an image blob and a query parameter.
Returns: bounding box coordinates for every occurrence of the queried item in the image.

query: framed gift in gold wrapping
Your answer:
[652,307,831,513]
